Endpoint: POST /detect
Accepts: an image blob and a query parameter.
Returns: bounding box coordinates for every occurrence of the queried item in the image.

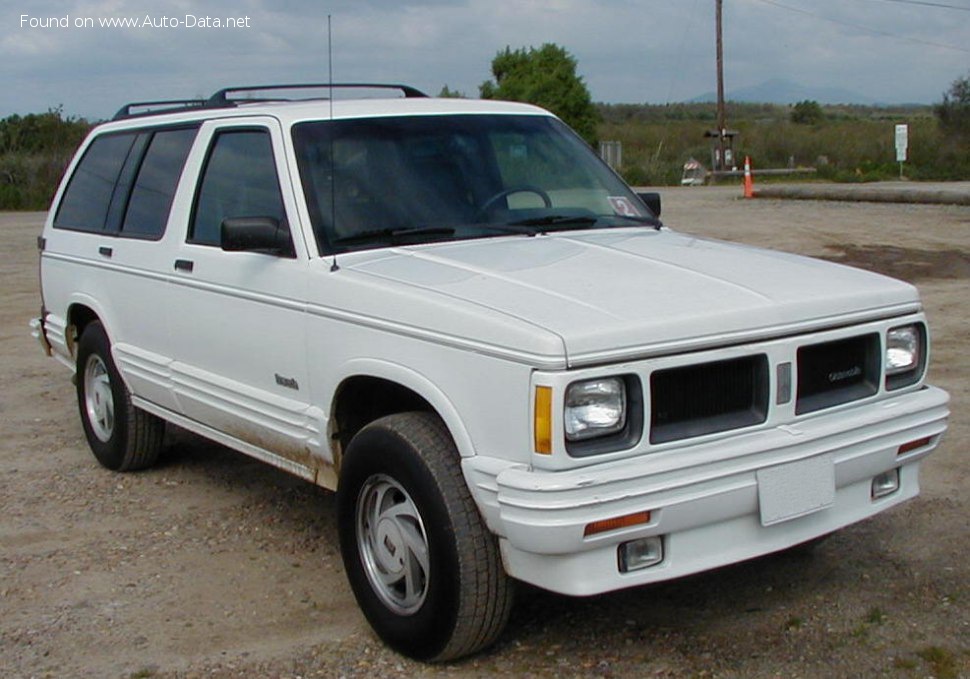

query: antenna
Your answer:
[328,15,334,117]
[327,15,339,272]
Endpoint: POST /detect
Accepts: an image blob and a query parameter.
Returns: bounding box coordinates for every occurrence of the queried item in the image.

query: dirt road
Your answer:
[2,189,968,678]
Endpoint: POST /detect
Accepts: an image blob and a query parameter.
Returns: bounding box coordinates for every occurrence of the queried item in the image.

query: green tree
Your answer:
[480,43,599,144]
[935,72,970,139]
[790,100,824,125]
[437,85,465,98]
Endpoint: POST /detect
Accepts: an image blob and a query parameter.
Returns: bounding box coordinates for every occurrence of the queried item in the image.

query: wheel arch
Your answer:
[64,295,116,361]
[329,360,476,467]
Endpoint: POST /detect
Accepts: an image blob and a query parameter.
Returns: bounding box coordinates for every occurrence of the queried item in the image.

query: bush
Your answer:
[935,72,970,139]
[791,100,825,125]
[0,109,89,210]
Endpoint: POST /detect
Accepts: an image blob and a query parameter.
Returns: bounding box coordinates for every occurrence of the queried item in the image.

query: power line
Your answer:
[750,0,970,53]
[867,0,970,10]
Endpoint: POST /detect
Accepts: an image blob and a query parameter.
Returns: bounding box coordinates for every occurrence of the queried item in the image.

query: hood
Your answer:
[343,228,920,367]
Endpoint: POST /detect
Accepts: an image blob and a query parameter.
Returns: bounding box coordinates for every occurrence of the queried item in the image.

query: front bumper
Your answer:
[463,385,949,596]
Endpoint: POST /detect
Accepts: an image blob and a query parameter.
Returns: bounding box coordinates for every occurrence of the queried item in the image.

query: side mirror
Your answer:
[221,217,294,257]
[636,191,662,218]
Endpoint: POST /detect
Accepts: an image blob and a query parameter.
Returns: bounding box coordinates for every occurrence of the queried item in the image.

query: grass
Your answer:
[893,656,918,670]
[849,607,888,640]
[596,102,970,187]
[916,646,960,679]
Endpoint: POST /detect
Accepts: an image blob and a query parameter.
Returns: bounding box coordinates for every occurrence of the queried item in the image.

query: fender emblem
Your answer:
[274,374,300,390]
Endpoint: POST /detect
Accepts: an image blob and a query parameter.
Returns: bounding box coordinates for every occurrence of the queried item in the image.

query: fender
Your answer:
[64,293,119,366]
[331,358,476,460]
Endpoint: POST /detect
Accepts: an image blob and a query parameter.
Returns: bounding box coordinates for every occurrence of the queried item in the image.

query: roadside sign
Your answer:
[895,124,908,163]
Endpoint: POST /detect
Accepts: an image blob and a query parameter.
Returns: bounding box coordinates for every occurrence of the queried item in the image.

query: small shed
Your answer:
[681,158,707,186]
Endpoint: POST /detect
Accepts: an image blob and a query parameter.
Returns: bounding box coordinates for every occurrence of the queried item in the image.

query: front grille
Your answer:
[796,334,880,414]
[650,355,769,444]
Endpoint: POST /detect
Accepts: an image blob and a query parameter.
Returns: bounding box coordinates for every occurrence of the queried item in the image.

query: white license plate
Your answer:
[757,454,835,526]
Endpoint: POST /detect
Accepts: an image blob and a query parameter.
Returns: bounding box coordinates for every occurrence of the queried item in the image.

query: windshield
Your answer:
[292,114,657,254]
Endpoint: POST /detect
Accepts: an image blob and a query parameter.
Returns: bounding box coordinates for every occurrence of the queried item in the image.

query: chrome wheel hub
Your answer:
[356,474,430,615]
[84,355,114,442]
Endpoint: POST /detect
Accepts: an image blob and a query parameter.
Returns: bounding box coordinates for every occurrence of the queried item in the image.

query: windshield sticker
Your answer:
[608,196,641,217]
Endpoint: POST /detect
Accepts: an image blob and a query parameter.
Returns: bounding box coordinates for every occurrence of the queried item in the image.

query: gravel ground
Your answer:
[1,188,968,678]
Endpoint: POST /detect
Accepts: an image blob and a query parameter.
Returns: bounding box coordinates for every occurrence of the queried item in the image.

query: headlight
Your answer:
[886,325,920,375]
[564,377,626,441]
[886,323,926,391]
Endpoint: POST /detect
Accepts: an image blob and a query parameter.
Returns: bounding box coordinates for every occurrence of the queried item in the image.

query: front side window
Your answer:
[54,133,137,232]
[190,129,287,246]
[292,114,654,255]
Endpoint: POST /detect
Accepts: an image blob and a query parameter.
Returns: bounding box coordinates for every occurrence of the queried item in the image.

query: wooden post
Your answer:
[715,0,726,171]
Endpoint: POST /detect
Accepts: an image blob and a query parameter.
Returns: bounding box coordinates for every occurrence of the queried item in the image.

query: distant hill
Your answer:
[689,78,879,105]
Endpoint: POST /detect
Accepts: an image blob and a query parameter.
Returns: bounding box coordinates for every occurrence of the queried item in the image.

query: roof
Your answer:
[97,84,553,133]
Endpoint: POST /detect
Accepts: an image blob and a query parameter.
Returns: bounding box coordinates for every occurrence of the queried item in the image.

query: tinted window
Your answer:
[122,127,198,238]
[190,130,286,246]
[54,133,137,232]
[292,115,643,255]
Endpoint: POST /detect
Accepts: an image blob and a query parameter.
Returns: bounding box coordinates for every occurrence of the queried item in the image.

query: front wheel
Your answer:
[75,321,164,471]
[337,412,513,661]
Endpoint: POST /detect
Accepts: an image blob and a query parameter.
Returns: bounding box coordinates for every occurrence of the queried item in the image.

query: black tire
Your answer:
[337,412,513,662]
[75,321,164,471]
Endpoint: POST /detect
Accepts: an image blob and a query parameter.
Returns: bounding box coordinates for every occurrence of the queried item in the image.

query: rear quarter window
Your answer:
[54,133,137,232]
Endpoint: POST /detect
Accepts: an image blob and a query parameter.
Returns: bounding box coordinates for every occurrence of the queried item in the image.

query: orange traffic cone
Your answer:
[743,156,754,198]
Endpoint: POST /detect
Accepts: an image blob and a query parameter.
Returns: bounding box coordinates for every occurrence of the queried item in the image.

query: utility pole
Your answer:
[715,0,726,171]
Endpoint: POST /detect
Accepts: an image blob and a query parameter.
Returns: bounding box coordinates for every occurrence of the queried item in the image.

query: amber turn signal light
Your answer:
[534,386,553,455]
[584,510,651,537]
[898,436,931,455]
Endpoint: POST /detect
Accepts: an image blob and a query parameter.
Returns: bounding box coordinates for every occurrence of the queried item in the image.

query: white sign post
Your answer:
[895,124,908,179]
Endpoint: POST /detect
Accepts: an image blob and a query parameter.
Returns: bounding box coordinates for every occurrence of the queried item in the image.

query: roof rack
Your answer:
[207,83,428,106]
[112,99,208,121]
[111,83,428,122]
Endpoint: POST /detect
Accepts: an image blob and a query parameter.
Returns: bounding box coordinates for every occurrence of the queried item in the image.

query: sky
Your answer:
[3,0,969,120]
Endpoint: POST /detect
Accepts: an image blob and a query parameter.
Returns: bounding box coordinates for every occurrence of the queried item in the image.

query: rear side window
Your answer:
[122,128,198,238]
[54,126,198,238]
[54,133,137,232]
[190,129,286,246]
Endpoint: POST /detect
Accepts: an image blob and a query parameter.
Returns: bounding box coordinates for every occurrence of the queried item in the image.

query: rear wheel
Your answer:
[337,412,513,661]
[75,321,164,471]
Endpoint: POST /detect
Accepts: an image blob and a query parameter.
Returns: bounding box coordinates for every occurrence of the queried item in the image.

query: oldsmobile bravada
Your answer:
[33,84,949,661]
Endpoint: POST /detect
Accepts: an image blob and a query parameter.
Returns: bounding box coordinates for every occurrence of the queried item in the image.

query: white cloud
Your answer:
[1,0,967,119]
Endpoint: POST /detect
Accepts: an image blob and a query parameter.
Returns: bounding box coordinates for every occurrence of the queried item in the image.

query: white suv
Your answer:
[33,84,949,661]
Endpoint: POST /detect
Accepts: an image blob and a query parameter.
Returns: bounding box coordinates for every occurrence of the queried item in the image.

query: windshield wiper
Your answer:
[506,214,662,231]
[506,214,598,230]
[335,226,455,245]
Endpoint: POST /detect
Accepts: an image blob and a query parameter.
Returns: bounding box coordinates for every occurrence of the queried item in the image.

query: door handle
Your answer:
[174,259,194,272]
[98,246,113,258]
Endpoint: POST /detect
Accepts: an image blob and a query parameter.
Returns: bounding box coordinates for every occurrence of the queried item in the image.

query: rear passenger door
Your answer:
[164,118,319,469]
[48,124,199,413]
